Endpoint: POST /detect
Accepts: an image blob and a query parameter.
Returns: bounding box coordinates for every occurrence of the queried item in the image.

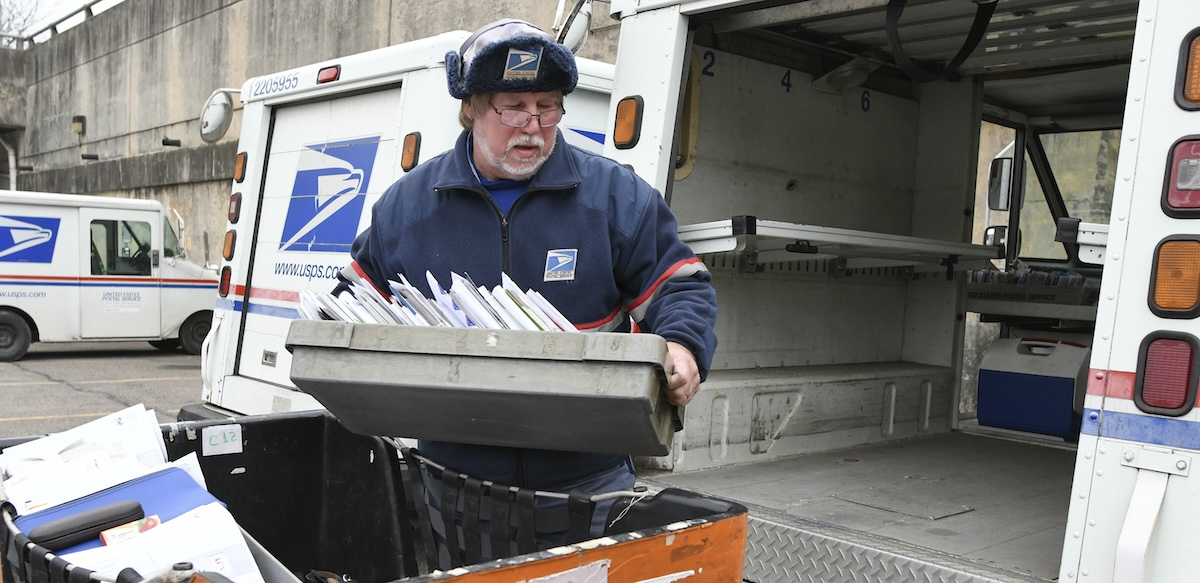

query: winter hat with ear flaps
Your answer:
[446,19,578,100]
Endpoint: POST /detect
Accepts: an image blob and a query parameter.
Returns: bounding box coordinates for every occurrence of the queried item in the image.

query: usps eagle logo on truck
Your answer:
[280,137,381,252]
[0,216,59,263]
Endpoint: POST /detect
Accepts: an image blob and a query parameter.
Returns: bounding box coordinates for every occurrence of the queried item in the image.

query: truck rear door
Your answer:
[232,87,408,390]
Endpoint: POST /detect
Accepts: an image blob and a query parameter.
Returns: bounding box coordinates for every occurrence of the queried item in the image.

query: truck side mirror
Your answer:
[987,157,1013,212]
[199,89,240,143]
[984,225,1007,249]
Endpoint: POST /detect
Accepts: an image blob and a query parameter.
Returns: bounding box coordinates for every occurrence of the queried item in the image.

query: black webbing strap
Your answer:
[885,0,997,83]
[13,533,31,583]
[439,470,463,568]
[400,450,440,571]
[566,489,596,544]
[461,477,483,565]
[48,556,71,583]
[515,488,537,555]
[488,484,511,559]
[67,564,95,583]
[28,543,51,583]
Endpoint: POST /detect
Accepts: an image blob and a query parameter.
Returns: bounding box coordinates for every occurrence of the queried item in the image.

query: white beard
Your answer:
[482,134,555,180]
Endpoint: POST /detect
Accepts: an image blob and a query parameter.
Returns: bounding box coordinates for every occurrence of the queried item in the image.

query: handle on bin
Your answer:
[1017,339,1059,356]
[672,405,684,432]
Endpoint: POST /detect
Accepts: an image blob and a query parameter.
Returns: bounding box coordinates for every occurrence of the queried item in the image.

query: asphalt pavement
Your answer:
[0,341,203,439]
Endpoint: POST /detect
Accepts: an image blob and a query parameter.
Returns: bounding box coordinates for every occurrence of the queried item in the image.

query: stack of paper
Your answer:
[300,270,577,332]
[0,404,170,515]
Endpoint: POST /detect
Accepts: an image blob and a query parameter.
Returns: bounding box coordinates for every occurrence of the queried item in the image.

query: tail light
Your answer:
[228,192,242,224]
[1135,333,1199,415]
[1162,139,1200,216]
[219,266,232,297]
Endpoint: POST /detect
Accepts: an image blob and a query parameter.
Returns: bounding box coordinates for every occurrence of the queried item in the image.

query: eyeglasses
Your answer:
[488,101,565,128]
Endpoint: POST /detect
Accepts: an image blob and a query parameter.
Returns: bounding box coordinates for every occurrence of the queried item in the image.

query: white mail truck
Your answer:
[193,30,614,417]
[0,190,218,361]
[187,0,1200,580]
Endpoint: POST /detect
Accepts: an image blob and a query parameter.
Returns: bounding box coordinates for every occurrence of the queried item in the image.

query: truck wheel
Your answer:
[0,311,32,362]
[178,312,212,355]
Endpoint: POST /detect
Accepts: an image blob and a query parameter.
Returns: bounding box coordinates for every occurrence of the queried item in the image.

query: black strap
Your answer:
[885,0,997,82]
[400,450,440,571]
[14,533,31,583]
[461,477,483,565]
[28,544,51,583]
[566,489,596,543]
[515,488,538,555]
[48,556,70,583]
[439,470,463,568]
[488,484,511,559]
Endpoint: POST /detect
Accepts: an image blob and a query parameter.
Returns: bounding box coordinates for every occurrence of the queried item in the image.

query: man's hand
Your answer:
[664,342,701,406]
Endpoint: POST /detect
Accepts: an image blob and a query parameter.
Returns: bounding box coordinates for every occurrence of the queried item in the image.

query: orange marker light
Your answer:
[614,96,643,150]
[1152,239,1200,312]
[401,132,422,171]
[222,231,236,261]
[234,152,247,183]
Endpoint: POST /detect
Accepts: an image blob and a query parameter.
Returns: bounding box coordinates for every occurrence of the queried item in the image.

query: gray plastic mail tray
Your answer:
[284,320,677,456]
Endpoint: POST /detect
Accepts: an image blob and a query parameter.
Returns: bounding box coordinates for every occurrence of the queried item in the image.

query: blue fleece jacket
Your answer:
[335,129,717,490]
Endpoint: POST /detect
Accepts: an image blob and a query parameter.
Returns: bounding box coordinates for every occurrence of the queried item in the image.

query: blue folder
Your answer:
[15,467,222,555]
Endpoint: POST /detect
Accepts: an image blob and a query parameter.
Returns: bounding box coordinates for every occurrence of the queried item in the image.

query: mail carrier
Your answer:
[0,190,218,360]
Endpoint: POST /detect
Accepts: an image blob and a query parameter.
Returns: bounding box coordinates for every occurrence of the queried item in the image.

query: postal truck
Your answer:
[0,190,217,361]
[186,0,1200,581]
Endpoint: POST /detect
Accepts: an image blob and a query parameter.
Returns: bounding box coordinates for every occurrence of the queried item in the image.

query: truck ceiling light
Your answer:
[223,230,236,261]
[1150,238,1200,316]
[219,266,232,297]
[614,96,643,150]
[1163,139,1200,216]
[401,132,422,172]
[228,192,242,224]
[317,65,341,84]
[1181,31,1200,106]
[234,152,247,183]
[1134,333,1198,416]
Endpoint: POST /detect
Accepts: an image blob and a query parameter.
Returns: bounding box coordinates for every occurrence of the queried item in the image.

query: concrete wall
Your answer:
[10,0,619,262]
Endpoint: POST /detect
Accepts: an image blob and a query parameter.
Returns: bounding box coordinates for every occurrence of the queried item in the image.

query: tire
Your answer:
[0,310,33,362]
[178,311,212,355]
[149,339,181,351]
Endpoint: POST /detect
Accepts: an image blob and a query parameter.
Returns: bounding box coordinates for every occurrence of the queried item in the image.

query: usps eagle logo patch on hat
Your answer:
[544,249,577,281]
[504,47,542,80]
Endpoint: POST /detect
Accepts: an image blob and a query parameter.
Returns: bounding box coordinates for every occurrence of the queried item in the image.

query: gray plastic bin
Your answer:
[284,321,678,456]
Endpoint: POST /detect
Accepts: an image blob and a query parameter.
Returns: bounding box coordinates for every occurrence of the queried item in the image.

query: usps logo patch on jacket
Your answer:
[544,249,577,281]
[504,48,542,80]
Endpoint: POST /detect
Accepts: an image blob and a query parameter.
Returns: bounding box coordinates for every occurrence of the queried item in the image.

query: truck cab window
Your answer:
[162,216,182,258]
[91,219,153,276]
